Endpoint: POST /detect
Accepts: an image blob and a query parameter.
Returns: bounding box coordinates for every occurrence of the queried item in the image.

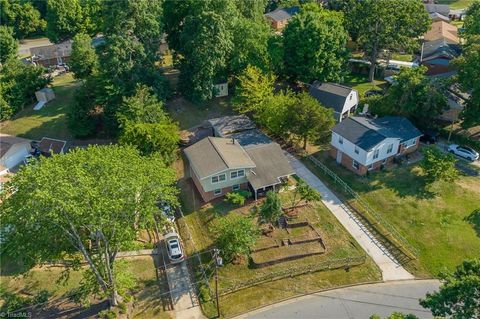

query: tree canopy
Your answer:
[463,2,480,39]
[233,65,276,114]
[0,0,46,39]
[0,145,178,306]
[46,0,84,42]
[420,146,458,183]
[283,4,348,83]
[260,191,284,225]
[0,26,17,64]
[70,33,98,80]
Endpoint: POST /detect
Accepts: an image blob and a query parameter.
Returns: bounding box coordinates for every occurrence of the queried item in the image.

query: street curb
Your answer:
[226,278,440,319]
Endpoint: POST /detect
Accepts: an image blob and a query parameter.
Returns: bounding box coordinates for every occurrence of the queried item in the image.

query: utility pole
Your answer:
[213,249,223,318]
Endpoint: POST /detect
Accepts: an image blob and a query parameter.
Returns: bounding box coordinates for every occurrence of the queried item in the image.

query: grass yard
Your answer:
[0,74,79,140]
[391,54,414,62]
[437,0,474,9]
[343,73,388,99]
[307,151,480,277]
[176,161,381,317]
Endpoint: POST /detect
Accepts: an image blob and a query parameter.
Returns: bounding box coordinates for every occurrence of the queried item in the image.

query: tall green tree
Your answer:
[463,1,480,38]
[233,65,276,114]
[287,92,335,149]
[234,0,268,20]
[67,77,98,137]
[369,66,448,129]
[70,33,98,80]
[0,26,17,64]
[0,145,178,307]
[46,0,84,42]
[212,215,259,262]
[178,11,233,102]
[0,0,46,39]
[260,191,284,225]
[283,4,348,83]
[420,146,458,183]
[454,36,480,128]
[343,0,429,82]
[290,180,321,209]
[420,259,480,319]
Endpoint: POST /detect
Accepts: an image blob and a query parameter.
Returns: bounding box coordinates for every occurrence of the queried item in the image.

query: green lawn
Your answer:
[343,74,388,99]
[391,54,414,62]
[307,152,480,277]
[437,0,474,9]
[0,73,79,140]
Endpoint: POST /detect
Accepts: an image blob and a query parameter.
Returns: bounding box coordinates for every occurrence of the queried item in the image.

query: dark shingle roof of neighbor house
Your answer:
[245,143,294,190]
[422,38,461,61]
[264,6,299,22]
[429,12,450,22]
[184,137,255,179]
[208,114,256,137]
[29,40,72,60]
[424,4,450,16]
[309,82,355,114]
[333,116,422,151]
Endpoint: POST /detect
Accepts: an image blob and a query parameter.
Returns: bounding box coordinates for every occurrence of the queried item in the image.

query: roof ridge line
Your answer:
[207,137,230,169]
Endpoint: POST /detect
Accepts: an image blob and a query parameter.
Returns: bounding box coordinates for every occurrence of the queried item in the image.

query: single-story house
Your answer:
[424,21,459,44]
[37,137,67,156]
[424,4,451,17]
[264,6,299,31]
[429,12,450,22]
[309,82,359,122]
[421,38,461,76]
[184,136,294,202]
[29,40,72,67]
[330,116,422,175]
[0,134,32,176]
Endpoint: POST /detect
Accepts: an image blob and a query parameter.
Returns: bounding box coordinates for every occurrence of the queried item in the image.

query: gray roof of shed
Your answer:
[228,129,272,148]
[264,6,299,22]
[208,115,256,137]
[184,137,255,179]
[332,116,422,151]
[309,82,355,113]
[246,143,294,190]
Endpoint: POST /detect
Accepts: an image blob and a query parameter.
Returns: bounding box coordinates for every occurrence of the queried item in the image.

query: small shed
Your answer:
[214,83,228,97]
[37,137,66,156]
[34,88,55,110]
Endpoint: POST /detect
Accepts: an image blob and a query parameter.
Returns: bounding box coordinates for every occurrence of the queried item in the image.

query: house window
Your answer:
[354,146,359,154]
[214,188,222,196]
[232,184,240,191]
[230,170,244,179]
[211,174,226,184]
[402,138,417,148]
[382,158,388,165]
[387,144,393,154]
[339,136,343,144]
[352,160,360,170]
[368,163,374,170]
[373,149,379,159]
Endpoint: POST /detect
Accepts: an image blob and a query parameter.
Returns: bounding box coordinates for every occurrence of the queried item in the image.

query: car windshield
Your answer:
[462,146,475,153]
[170,243,179,249]
[171,254,182,259]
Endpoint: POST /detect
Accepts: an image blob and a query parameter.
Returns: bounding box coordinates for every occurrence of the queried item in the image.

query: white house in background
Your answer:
[309,82,359,122]
[0,134,32,176]
[330,116,422,175]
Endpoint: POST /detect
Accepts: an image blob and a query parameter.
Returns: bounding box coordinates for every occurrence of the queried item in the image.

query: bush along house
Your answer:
[330,116,422,175]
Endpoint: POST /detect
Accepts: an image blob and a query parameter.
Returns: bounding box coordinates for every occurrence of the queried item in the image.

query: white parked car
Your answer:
[448,144,479,161]
[164,232,184,263]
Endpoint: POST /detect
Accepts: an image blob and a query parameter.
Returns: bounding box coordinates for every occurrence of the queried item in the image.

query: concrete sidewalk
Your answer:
[286,154,414,281]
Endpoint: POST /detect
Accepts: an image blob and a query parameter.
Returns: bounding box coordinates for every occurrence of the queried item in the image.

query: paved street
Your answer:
[286,154,414,281]
[239,280,440,319]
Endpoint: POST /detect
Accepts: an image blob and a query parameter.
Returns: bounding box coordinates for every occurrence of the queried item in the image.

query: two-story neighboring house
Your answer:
[330,116,422,175]
[309,82,359,122]
[264,6,299,31]
[184,136,294,202]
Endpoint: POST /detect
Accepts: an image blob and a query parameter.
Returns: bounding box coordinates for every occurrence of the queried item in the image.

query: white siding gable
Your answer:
[331,132,367,164]
[364,138,400,165]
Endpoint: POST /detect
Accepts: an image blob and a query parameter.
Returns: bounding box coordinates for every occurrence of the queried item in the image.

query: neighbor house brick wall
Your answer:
[330,146,395,176]
[398,137,420,156]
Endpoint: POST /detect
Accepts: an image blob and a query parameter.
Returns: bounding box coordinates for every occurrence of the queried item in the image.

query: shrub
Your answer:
[98,309,117,319]
[224,190,251,206]
[420,146,458,182]
[260,191,283,224]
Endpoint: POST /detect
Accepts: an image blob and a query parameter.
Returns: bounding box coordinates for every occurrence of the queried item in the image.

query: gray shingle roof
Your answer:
[246,143,294,190]
[309,82,355,113]
[264,6,299,22]
[422,38,461,61]
[228,129,272,148]
[208,115,256,137]
[333,116,422,151]
[424,4,450,16]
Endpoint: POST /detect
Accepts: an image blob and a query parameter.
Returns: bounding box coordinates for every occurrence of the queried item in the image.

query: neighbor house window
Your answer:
[352,160,360,170]
[387,144,393,154]
[214,188,222,196]
[230,170,244,179]
[339,136,343,144]
[232,184,240,191]
[368,163,374,170]
[382,158,388,165]
[402,138,417,148]
[211,174,226,184]
[373,149,379,159]
[354,146,359,154]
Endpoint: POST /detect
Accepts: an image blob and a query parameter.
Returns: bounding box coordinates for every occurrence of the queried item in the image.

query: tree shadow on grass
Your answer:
[465,209,480,237]
[374,166,436,199]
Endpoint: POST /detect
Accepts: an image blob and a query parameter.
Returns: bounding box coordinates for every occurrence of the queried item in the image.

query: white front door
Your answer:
[336,150,343,164]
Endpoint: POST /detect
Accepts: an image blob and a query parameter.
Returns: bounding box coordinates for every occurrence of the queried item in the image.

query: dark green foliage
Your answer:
[0,58,50,120]
[267,34,285,76]
[212,215,259,262]
[0,289,51,313]
[70,33,98,80]
[225,190,251,206]
[0,25,17,63]
[260,191,283,224]
[370,313,419,319]
[369,66,448,129]
[0,0,46,39]
[463,2,480,38]
[233,65,275,114]
[67,77,98,137]
[283,3,349,83]
[290,180,321,208]
[46,0,84,42]
[420,146,458,182]
[420,259,480,319]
